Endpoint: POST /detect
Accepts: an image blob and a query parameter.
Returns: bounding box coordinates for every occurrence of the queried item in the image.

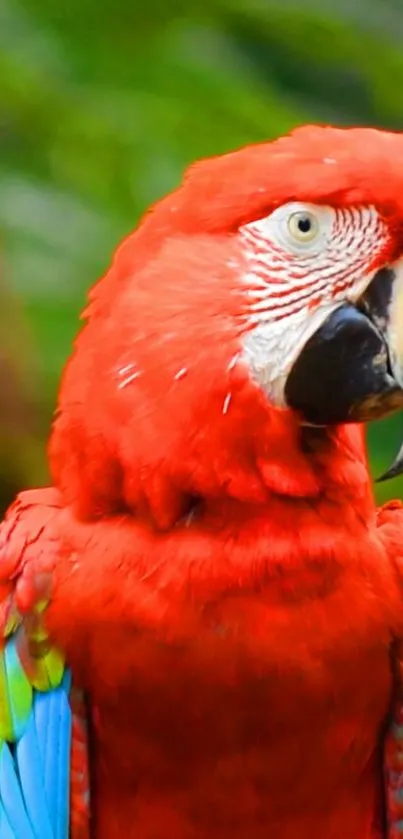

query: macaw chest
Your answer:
[88,554,401,805]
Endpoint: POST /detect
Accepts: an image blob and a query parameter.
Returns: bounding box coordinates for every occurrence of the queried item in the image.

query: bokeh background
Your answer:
[2,0,403,512]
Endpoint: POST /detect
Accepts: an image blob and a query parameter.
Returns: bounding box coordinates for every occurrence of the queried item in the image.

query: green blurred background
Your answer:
[1,0,403,511]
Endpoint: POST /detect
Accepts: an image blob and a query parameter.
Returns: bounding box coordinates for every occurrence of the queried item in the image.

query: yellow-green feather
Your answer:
[0,654,15,741]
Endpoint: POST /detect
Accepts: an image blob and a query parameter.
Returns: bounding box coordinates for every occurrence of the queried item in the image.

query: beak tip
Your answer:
[375,444,403,483]
[375,470,394,484]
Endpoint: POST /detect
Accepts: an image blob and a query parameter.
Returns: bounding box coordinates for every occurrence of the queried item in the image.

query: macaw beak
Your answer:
[285,263,403,481]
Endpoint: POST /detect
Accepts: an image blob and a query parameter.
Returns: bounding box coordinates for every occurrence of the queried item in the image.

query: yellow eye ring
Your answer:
[287,210,319,243]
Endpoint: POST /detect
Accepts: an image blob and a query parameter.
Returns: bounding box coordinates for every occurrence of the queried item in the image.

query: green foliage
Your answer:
[1,0,403,501]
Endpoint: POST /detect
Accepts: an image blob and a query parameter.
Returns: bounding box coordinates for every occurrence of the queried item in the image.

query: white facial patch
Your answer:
[379,257,403,390]
[238,202,390,405]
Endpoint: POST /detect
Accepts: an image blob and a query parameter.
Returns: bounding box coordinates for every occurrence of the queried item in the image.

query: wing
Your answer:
[0,488,90,839]
[377,500,403,838]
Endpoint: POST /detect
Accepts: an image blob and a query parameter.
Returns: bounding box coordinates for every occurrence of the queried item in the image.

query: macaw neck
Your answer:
[172,423,377,595]
[201,421,375,532]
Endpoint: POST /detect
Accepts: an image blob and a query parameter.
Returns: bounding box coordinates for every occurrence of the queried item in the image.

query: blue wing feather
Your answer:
[34,691,51,809]
[56,675,72,839]
[44,690,61,833]
[0,630,73,839]
[16,710,54,839]
[0,743,36,838]
[0,800,19,839]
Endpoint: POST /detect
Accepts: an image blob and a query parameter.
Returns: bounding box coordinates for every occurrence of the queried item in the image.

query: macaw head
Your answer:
[50,125,403,528]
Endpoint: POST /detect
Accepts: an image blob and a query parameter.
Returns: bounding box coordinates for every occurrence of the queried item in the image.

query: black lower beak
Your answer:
[285,267,403,480]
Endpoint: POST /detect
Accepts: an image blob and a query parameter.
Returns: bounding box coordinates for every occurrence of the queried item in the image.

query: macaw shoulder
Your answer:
[0,487,89,839]
[377,499,403,582]
[0,487,63,612]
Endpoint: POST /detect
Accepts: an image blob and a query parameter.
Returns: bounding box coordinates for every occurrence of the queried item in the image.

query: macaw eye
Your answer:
[241,202,334,257]
[287,210,320,243]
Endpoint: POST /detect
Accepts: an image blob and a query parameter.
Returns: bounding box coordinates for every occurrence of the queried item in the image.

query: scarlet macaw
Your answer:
[2,125,403,838]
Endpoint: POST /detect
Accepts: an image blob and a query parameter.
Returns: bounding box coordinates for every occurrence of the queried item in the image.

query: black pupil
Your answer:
[297,215,312,233]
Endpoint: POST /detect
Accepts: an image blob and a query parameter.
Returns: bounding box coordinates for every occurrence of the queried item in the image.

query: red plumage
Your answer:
[3,125,403,837]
